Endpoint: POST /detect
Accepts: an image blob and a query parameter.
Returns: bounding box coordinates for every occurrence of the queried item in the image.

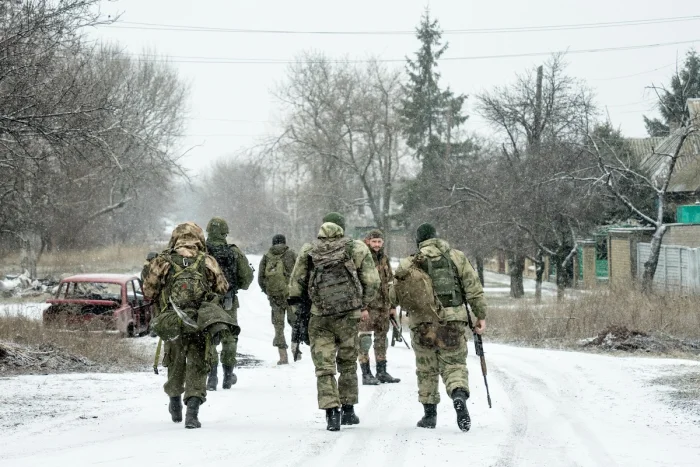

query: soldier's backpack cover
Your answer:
[394,253,444,326]
[264,251,288,298]
[308,238,363,315]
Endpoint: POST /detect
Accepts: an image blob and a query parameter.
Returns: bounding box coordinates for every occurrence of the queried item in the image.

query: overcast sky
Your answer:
[94,0,700,174]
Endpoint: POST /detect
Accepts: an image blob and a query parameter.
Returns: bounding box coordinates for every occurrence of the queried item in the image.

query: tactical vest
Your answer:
[264,251,288,298]
[418,251,464,308]
[308,238,363,315]
[206,241,238,292]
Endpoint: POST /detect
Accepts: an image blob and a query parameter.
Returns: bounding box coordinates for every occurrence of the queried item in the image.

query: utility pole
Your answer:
[532,65,544,152]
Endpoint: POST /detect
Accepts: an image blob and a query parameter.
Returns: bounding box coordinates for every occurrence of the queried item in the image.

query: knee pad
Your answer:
[359,333,373,352]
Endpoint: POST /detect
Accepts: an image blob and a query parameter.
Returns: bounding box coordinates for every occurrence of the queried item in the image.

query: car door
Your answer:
[129,279,150,334]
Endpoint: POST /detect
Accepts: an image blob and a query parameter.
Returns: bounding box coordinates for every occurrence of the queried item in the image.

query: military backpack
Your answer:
[308,238,363,315]
[419,251,464,308]
[206,241,238,291]
[164,251,211,311]
[264,251,288,298]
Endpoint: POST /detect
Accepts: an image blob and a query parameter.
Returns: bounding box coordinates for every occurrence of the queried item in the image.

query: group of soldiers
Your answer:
[143,212,486,432]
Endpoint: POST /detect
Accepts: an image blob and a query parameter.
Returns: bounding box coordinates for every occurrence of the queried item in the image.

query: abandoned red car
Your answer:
[43,273,154,337]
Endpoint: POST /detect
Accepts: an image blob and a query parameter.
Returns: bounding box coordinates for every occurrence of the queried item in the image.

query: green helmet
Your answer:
[206,217,229,237]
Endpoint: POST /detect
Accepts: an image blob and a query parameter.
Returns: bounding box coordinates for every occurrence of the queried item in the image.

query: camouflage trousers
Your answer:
[309,312,360,409]
[270,296,296,349]
[163,333,209,403]
[410,321,469,405]
[357,307,390,364]
[209,301,239,367]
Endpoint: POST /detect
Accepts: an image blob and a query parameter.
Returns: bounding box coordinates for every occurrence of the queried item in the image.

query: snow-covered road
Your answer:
[2,255,700,466]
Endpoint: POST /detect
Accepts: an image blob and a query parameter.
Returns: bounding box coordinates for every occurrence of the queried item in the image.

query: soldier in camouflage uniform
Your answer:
[288,212,379,431]
[258,234,297,364]
[143,222,229,429]
[140,252,157,283]
[358,229,400,385]
[204,217,254,390]
[393,223,487,432]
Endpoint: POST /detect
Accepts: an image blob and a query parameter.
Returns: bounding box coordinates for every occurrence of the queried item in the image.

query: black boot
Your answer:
[222,364,237,389]
[452,389,471,432]
[360,362,379,385]
[184,397,202,429]
[326,407,341,431]
[168,396,182,423]
[206,364,218,391]
[376,361,400,383]
[340,404,360,425]
[417,403,437,429]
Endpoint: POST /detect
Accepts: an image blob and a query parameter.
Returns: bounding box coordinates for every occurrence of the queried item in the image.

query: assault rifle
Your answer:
[290,294,312,362]
[466,308,492,408]
[389,310,411,349]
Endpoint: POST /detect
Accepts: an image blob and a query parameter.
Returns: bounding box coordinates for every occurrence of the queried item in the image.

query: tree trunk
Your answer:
[642,225,668,293]
[508,253,526,298]
[534,250,545,304]
[475,255,485,287]
[19,230,42,279]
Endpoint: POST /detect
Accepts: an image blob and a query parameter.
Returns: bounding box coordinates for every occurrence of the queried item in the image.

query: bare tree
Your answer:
[581,120,697,292]
[475,54,597,298]
[266,53,408,242]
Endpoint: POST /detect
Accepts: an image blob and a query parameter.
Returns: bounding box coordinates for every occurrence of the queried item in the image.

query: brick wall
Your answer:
[610,237,632,288]
[582,243,597,288]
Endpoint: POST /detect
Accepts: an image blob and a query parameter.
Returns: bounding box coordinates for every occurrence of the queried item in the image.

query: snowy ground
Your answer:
[2,256,700,466]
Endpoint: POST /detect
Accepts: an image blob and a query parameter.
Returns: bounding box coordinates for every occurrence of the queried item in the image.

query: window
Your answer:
[127,281,137,303]
[595,237,608,261]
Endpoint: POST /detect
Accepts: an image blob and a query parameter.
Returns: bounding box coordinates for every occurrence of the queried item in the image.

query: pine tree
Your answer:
[399,9,467,175]
[644,49,700,137]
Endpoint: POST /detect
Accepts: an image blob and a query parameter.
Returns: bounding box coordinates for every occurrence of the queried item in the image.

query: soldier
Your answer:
[258,234,297,364]
[204,217,254,391]
[393,223,487,432]
[140,252,157,283]
[288,212,379,431]
[143,222,230,429]
[358,229,400,385]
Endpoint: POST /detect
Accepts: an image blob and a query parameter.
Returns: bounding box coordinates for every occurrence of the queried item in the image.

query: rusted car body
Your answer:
[43,273,153,337]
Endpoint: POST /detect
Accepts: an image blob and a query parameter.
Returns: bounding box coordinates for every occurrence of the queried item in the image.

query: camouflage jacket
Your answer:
[288,222,379,318]
[368,249,394,311]
[258,244,297,296]
[392,238,487,323]
[143,222,228,312]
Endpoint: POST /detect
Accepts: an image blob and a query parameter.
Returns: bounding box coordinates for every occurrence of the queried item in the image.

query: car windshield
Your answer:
[63,282,122,302]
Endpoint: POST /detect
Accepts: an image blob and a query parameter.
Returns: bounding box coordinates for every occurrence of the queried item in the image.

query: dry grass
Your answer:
[489,288,700,343]
[0,244,151,278]
[0,314,150,374]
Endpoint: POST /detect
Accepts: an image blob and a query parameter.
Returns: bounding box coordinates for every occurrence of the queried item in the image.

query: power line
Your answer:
[591,63,676,81]
[114,38,700,65]
[108,15,700,35]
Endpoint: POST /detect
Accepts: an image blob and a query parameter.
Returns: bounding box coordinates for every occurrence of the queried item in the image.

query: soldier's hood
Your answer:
[269,244,288,255]
[168,222,206,255]
[317,222,344,239]
[418,238,451,258]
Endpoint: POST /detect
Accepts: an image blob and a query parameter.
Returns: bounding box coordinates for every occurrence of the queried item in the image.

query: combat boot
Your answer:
[340,404,360,425]
[325,407,341,431]
[184,397,202,429]
[206,363,218,391]
[277,348,289,365]
[291,342,302,360]
[222,364,237,389]
[417,403,437,428]
[452,388,471,432]
[360,362,379,385]
[168,396,182,423]
[376,361,400,383]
